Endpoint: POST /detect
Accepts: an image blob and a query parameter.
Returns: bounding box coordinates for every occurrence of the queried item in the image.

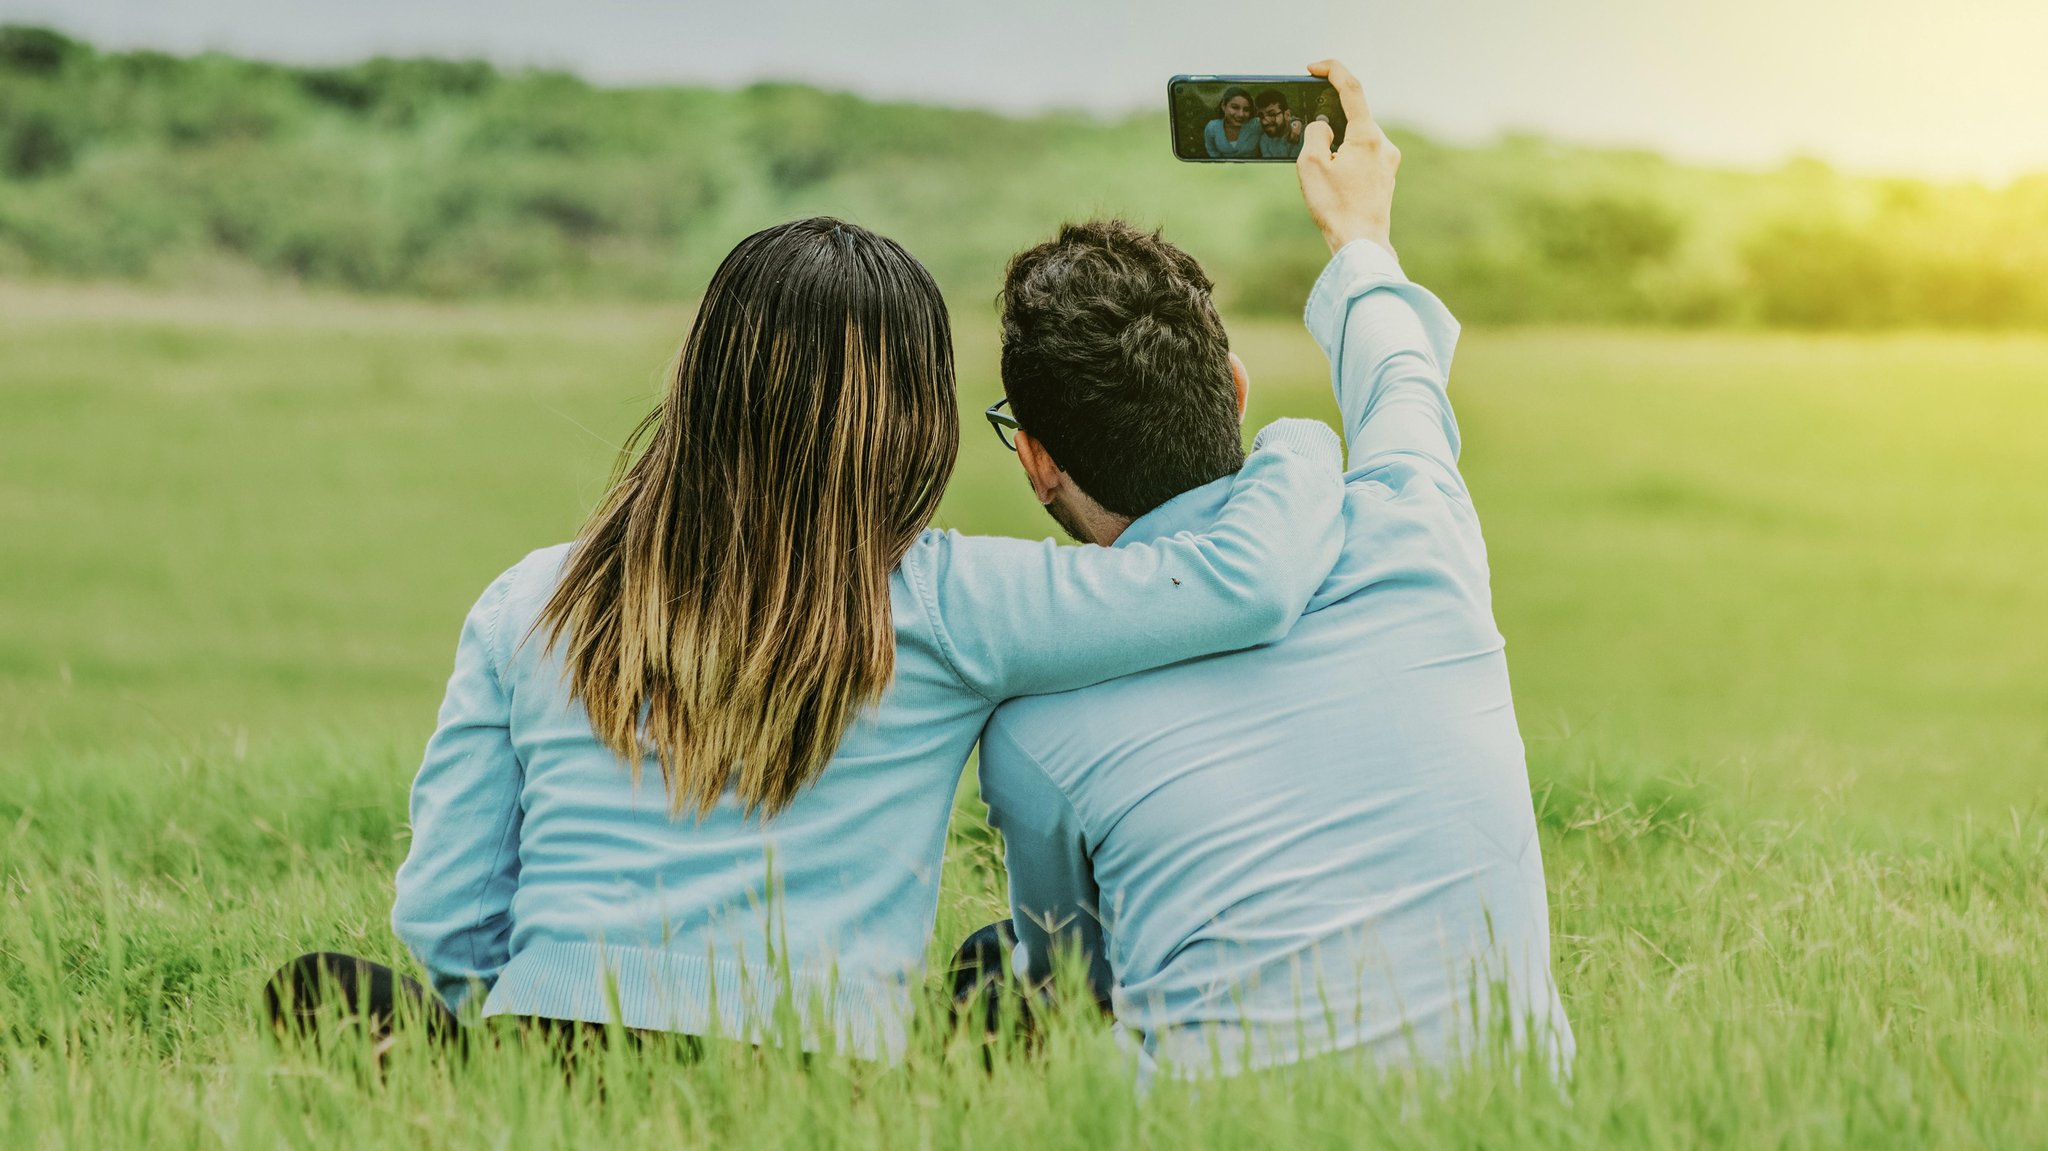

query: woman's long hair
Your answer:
[536,218,958,818]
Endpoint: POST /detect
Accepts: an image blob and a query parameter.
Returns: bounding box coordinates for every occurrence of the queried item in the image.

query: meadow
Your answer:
[2,279,2046,1147]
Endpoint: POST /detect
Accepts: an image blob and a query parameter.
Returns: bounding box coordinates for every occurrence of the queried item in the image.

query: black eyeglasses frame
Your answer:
[984,397,1021,452]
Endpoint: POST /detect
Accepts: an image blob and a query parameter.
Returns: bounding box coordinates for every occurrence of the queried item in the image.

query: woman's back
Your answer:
[419,542,976,1056]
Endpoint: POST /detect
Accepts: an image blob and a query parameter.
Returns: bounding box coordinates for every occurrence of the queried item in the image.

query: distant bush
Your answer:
[1522,193,1681,276]
[299,57,496,123]
[0,23,2041,328]
[0,98,77,178]
[1743,181,2048,328]
[467,73,609,155]
[1504,192,1686,321]
[0,25,81,75]
[1743,217,1899,327]
[1226,201,1337,315]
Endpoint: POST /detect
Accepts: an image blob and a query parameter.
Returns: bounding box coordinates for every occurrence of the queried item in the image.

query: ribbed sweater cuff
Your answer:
[1250,417,1343,470]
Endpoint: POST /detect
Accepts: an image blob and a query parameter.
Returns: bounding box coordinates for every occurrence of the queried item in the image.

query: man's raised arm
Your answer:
[1295,60,1466,492]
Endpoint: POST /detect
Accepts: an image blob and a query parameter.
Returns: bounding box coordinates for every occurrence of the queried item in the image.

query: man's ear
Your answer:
[1013,430,1063,506]
[1228,352,1251,419]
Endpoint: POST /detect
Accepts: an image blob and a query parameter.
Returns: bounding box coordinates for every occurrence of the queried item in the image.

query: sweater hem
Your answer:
[480,940,913,1060]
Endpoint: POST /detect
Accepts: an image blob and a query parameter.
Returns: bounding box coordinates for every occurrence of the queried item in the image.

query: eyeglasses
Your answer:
[984,397,1021,452]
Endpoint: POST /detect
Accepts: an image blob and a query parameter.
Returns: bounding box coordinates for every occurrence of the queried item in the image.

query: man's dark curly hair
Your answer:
[998,219,1245,519]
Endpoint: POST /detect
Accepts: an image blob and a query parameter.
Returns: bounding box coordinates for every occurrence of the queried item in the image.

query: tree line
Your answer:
[4,25,2045,326]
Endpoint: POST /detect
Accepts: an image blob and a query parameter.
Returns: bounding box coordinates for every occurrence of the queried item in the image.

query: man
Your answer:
[1252,87,1321,159]
[966,60,1573,1081]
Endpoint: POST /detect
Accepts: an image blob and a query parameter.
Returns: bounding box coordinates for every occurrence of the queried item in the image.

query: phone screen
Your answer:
[1168,76,1346,162]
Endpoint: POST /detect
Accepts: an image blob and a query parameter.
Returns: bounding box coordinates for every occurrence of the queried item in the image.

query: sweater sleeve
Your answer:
[915,418,1344,702]
[1303,239,1467,495]
[391,566,525,1012]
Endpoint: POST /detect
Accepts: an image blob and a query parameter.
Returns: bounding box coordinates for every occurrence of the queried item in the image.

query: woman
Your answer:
[268,218,1343,1058]
[1203,86,1260,158]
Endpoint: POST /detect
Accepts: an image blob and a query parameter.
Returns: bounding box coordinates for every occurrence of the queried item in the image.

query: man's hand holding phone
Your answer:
[1296,60,1398,258]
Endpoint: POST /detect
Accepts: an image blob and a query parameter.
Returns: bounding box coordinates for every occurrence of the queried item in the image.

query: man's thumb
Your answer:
[1299,119,1335,162]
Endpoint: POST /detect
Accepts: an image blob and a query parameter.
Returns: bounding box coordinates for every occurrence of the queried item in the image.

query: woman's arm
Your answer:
[390,568,524,1012]
[1204,119,1228,158]
[916,418,1344,701]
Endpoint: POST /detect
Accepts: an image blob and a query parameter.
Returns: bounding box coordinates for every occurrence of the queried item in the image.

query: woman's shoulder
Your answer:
[467,542,576,660]
[889,529,981,655]
[890,529,948,602]
[492,542,575,603]
[514,540,577,580]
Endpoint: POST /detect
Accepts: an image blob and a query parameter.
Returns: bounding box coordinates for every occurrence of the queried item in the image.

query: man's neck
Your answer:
[1092,515,1135,547]
[1050,495,1129,547]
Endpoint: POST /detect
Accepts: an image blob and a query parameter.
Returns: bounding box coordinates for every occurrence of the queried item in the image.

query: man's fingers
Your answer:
[1298,118,1335,164]
[1307,58,1372,129]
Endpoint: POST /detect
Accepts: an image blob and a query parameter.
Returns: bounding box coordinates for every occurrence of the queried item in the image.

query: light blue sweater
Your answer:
[981,241,1574,1080]
[1203,117,1262,159]
[390,419,1344,1057]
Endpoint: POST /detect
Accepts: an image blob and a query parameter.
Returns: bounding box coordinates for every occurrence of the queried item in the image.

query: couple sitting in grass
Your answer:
[268,61,1573,1084]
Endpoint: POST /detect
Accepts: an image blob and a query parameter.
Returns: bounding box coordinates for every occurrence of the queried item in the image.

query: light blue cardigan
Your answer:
[391,419,1343,1057]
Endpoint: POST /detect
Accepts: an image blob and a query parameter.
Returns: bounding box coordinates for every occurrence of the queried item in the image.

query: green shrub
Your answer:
[0,102,76,178]
[1521,192,1682,275]
[0,22,2041,326]
[0,24,83,75]
[1743,216,1892,327]
[300,57,497,125]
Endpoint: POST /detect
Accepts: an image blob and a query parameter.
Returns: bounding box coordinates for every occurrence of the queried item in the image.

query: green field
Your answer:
[2,282,2046,1146]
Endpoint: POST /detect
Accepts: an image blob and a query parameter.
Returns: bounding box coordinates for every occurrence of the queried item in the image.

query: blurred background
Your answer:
[1,2,2043,829]
[1,2,2046,321]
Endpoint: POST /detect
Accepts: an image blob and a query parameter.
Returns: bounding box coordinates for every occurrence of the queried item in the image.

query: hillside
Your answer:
[3,24,2045,325]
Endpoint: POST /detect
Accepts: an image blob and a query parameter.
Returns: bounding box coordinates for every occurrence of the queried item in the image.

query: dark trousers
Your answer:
[264,952,640,1058]
[274,931,1078,1056]
[947,920,1027,1038]
[946,919,1117,1044]
[265,951,460,1046]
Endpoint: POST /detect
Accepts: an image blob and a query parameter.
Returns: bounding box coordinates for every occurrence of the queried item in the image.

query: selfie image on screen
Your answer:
[1169,77,1347,162]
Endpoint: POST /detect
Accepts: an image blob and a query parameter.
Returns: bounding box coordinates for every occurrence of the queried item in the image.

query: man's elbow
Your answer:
[1239,574,1306,645]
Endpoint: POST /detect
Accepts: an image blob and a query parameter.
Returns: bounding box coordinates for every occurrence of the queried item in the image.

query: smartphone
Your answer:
[1168,75,1347,162]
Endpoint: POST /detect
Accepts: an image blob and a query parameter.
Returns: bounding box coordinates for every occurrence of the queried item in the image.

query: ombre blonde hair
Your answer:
[536,218,958,817]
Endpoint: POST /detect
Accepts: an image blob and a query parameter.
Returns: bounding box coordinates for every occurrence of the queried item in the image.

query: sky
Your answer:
[8,0,2047,182]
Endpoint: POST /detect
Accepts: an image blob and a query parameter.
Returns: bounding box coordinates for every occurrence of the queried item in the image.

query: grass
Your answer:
[1,279,2045,1146]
